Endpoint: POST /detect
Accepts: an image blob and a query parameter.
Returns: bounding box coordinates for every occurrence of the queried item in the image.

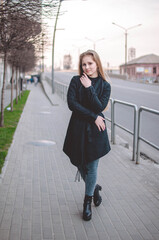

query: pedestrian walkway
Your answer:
[0,82,159,240]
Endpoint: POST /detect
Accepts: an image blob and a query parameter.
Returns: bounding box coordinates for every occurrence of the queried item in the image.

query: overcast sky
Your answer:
[44,0,159,69]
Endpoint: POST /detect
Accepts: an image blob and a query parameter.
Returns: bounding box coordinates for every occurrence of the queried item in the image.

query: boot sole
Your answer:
[94,185,102,206]
[83,215,92,221]
[94,197,102,207]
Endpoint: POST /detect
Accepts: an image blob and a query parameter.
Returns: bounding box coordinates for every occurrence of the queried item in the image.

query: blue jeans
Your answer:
[78,159,99,196]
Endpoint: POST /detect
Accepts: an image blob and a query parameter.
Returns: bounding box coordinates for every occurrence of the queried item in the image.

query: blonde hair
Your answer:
[79,50,110,111]
[78,49,109,82]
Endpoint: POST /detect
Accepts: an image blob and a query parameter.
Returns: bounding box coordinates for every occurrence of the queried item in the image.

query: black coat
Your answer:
[63,75,111,167]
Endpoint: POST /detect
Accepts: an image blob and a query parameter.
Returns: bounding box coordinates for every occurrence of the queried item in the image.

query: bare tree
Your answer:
[0,0,57,21]
[0,9,41,126]
[0,0,57,126]
[7,22,41,110]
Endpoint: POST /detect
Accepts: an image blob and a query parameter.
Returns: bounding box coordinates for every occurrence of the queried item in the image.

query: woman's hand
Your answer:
[80,73,91,88]
[95,116,106,131]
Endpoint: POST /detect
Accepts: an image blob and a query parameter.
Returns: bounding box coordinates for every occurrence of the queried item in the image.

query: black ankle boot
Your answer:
[83,195,92,221]
[93,184,102,207]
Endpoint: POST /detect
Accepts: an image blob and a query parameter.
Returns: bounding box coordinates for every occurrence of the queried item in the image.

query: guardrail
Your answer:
[136,106,159,164]
[55,81,68,102]
[110,99,138,162]
[54,80,159,164]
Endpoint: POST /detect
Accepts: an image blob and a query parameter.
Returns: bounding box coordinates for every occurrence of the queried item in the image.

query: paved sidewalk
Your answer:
[0,82,159,240]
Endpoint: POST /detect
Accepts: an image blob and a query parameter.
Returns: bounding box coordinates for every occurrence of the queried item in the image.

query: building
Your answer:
[63,54,72,70]
[120,54,159,82]
[128,47,136,62]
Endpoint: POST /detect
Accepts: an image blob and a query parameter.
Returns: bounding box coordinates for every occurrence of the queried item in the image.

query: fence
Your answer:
[136,106,159,164]
[55,81,68,102]
[106,99,138,162]
[54,80,159,164]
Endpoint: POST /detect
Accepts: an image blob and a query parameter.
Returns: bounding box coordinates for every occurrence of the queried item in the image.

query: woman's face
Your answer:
[81,55,98,78]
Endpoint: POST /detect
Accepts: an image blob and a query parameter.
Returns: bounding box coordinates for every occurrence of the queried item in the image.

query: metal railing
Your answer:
[136,106,159,164]
[109,99,138,161]
[55,81,68,102]
[54,80,159,164]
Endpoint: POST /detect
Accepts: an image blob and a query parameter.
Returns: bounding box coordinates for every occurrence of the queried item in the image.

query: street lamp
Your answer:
[112,22,142,76]
[85,37,105,51]
[72,44,86,57]
[52,0,64,93]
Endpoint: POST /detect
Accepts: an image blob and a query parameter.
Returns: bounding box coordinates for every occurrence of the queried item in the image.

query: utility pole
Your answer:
[112,22,142,76]
[52,0,63,93]
[85,37,105,51]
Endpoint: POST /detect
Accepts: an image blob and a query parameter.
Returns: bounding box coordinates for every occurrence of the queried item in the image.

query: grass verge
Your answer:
[0,90,30,173]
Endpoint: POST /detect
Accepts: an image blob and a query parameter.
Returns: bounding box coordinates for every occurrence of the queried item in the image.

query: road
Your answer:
[46,71,159,161]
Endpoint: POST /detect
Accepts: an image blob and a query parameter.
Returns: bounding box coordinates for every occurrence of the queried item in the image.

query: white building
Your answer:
[128,47,136,62]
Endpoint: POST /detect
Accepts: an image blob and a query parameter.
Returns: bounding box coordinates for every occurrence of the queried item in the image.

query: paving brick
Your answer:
[31,233,42,240]
[9,224,21,240]
[31,223,41,235]
[21,228,31,240]
[0,229,10,240]
[138,228,154,240]
[130,234,143,240]
[0,218,12,230]
[42,227,53,239]
[151,233,159,240]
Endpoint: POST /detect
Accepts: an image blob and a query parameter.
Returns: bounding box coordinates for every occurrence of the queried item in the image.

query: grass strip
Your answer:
[0,90,30,173]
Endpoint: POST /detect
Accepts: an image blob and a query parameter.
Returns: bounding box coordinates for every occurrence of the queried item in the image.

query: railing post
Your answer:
[111,99,115,144]
[132,105,138,161]
[54,82,56,93]
[62,85,64,100]
[136,108,142,164]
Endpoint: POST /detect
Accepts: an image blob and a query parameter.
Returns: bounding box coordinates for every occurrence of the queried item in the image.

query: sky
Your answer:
[43,0,159,69]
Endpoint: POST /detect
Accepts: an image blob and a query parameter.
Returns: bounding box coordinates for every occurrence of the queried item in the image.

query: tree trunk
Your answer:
[0,53,7,127]
[11,66,15,111]
[16,68,18,104]
[21,72,24,96]
[19,73,21,100]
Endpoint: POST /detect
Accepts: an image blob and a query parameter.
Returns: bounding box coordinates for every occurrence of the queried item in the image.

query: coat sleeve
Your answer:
[67,77,98,120]
[85,81,111,113]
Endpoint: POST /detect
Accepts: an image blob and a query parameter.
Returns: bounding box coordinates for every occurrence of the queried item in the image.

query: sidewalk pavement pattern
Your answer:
[0,81,159,240]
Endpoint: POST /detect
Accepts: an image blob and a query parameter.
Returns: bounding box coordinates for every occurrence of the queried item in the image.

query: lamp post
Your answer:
[72,44,86,58]
[85,37,105,51]
[41,32,45,72]
[52,0,64,93]
[112,22,142,76]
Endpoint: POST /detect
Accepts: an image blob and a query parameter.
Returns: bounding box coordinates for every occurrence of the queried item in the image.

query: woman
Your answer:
[63,50,111,221]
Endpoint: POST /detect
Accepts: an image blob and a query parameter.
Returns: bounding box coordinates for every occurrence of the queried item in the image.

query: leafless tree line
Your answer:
[0,0,58,127]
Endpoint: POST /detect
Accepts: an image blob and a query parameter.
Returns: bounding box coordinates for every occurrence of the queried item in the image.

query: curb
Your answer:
[40,81,55,106]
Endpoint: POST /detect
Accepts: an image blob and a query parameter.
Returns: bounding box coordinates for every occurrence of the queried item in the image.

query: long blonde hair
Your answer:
[79,50,110,111]
[78,49,109,82]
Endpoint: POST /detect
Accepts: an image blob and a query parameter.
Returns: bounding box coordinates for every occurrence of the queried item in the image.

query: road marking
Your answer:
[112,84,159,95]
